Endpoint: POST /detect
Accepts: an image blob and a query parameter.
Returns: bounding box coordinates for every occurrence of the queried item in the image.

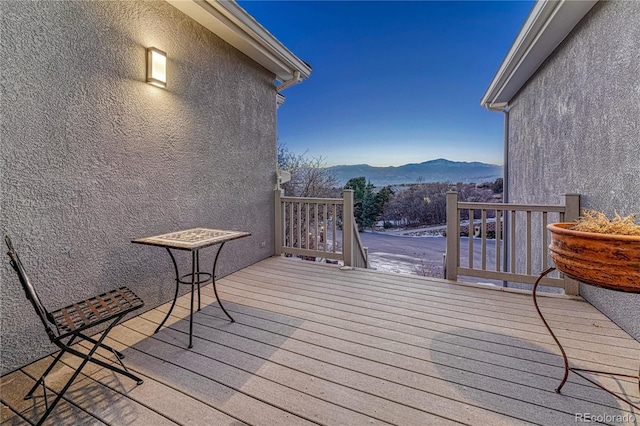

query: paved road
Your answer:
[359,231,499,280]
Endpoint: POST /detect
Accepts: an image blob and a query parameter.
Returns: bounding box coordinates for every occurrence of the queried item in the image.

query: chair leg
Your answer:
[77,332,125,359]
[63,345,144,385]
[24,336,77,400]
[34,315,141,426]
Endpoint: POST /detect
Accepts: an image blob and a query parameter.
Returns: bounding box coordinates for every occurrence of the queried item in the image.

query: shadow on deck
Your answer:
[2,256,639,425]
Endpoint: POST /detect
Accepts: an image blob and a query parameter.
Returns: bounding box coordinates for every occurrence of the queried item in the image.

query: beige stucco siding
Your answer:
[0,0,277,373]
[507,0,640,339]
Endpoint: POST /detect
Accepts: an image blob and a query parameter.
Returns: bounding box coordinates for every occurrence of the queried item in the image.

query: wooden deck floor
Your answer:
[2,257,639,425]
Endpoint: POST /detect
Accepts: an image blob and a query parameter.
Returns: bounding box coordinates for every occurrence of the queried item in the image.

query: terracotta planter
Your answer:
[548,223,640,292]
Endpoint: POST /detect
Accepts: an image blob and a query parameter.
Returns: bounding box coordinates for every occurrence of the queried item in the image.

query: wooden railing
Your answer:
[445,191,580,295]
[352,220,369,268]
[274,189,368,267]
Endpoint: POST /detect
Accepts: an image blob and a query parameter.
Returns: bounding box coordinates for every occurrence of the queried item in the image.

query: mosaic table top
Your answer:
[132,228,250,250]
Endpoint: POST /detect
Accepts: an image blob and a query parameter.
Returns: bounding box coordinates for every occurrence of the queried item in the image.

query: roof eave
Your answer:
[166,0,312,83]
[481,0,598,110]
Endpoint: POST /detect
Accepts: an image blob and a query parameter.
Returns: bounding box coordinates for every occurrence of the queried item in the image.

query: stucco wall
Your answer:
[507,0,640,340]
[1,0,277,374]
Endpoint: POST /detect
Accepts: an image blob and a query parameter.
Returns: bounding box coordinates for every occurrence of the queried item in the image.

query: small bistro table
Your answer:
[133,228,250,348]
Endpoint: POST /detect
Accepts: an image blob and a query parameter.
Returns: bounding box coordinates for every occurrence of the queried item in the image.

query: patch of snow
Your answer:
[367,252,434,276]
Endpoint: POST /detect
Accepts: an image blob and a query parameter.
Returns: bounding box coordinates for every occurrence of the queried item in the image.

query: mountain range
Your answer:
[326,158,503,186]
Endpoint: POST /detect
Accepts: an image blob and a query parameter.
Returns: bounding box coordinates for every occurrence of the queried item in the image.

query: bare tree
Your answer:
[278,144,340,198]
[383,181,498,227]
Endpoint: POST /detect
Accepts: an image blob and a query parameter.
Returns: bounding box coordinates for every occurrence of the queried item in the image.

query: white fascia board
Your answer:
[166,0,312,83]
[481,0,597,110]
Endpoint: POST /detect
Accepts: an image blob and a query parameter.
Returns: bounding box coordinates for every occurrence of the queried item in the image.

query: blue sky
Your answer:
[239,1,534,167]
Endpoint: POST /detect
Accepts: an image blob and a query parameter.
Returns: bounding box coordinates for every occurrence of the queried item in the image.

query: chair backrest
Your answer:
[5,236,58,341]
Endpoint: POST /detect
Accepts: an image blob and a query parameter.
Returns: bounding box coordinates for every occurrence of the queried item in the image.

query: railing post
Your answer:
[563,193,581,295]
[342,189,354,267]
[564,194,580,222]
[274,189,283,256]
[446,189,459,281]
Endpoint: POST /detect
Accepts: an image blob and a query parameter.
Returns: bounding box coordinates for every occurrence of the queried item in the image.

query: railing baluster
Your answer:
[481,209,487,270]
[332,203,337,253]
[495,209,501,272]
[510,210,516,273]
[314,203,319,251]
[328,203,332,253]
[526,211,532,275]
[297,202,302,249]
[288,201,293,248]
[283,201,287,248]
[324,203,328,252]
[278,201,287,251]
[542,211,548,269]
[305,202,310,250]
[468,209,474,269]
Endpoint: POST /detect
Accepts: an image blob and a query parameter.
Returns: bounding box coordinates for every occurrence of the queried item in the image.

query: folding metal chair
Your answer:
[4,235,145,426]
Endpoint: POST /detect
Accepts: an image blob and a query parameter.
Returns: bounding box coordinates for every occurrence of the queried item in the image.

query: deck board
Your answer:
[219,277,639,366]
[176,298,639,404]
[2,256,638,425]
[243,263,624,332]
[229,268,635,346]
[144,309,522,425]
[155,302,613,424]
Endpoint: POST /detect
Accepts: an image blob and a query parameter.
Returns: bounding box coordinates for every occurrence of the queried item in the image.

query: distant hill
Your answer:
[327,158,503,186]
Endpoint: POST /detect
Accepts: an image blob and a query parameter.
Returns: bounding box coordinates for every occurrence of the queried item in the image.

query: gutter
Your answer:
[277,71,302,92]
[501,107,509,286]
[166,0,312,83]
[480,0,597,110]
[502,108,509,205]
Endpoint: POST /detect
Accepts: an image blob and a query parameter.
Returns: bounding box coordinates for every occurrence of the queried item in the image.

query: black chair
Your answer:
[4,235,145,426]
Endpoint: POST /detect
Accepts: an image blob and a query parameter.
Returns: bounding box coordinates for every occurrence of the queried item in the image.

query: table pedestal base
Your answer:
[155,242,234,348]
[533,267,640,410]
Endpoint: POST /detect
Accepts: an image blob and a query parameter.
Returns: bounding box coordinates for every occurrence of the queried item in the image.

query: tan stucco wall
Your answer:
[1,0,277,374]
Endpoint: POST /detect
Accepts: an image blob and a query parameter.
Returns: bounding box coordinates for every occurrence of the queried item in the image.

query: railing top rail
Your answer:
[280,196,344,203]
[457,202,566,213]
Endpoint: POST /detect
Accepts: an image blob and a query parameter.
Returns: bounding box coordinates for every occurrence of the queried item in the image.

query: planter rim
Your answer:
[547,222,640,242]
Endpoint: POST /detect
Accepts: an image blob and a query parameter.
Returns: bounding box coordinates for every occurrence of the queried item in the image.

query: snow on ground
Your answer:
[369,226,445,238]
[362,230,498,284]
[366,252,426,276]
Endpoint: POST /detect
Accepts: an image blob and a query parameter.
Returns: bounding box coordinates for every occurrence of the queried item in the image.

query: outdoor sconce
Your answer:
[146,47,167,88]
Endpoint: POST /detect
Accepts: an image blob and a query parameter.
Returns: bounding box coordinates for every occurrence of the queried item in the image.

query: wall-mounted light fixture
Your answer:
[146,47,167,88]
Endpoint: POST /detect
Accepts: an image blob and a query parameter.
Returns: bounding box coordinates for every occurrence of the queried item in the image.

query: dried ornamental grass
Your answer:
[571,209,640,236]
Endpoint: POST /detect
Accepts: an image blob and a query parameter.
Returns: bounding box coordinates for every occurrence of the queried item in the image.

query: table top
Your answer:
[132,228,251,250]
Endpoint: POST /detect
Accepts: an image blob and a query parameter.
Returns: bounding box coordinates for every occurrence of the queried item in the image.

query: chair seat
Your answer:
[50,287,144,337]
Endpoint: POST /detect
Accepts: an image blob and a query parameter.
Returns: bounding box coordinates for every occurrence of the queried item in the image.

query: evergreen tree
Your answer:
[344,177,380,231]
[374,186,394,216]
